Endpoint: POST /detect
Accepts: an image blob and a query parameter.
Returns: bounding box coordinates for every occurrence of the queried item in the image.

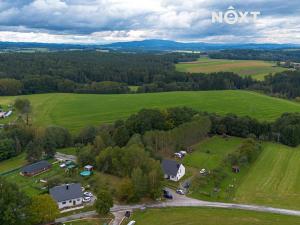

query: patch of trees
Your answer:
[137,72,255,93]
[225,139,262,167]
[0,178,59,225]
[143,116,211,155]
[209,49,300,63]
[0,124,71,162]
[210,112,300,147]
[260,71,300,99]
[191,139,262,199]
[75,107,198,147]
[0,51,190,95]
[0,51,258,95]
[94,144,164,203]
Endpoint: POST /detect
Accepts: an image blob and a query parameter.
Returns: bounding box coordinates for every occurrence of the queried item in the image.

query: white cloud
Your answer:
[0,0,299,43]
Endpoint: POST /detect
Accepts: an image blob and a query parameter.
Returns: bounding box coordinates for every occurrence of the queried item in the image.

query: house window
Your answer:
[62,201,66,205]
[69,200,72,203]
[77,199,81,201]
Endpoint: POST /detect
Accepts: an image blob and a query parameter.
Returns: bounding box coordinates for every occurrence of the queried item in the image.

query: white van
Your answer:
[127,221,136,225]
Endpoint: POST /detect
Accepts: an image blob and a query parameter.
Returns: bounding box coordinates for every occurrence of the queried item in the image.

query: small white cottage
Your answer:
[49,183,83,209]
[161,159,185,182]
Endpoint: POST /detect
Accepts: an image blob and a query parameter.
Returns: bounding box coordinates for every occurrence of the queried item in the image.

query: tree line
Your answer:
[209,49,300,63]
[3,101,300,166]
[2,51,300,100]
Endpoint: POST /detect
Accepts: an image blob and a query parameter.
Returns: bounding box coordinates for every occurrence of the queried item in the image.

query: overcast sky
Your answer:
[0,0,299,44]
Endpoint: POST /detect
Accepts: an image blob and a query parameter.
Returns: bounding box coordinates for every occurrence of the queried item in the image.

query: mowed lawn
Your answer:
[184,136,243,169]
[1,90,300,132]
[3,162,62,196]
[125,207,300,225]
[0,153,27,174]
[235,143,300,210]
[176,57,287,80]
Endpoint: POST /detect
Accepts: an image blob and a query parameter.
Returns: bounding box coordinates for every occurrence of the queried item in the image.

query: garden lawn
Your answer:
[0,153,27,174]
[3,162,62,196]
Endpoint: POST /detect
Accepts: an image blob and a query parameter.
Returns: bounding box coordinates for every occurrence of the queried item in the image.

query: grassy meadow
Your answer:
[184,136,243,169]
[0,153,27,174]
[124,207,300,225]
[1,90,300,132]
[184,136,300,210]
[176,57,287,80]
[235,143,300,210]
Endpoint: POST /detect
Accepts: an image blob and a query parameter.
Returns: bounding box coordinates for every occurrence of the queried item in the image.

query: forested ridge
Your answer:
[1,51,300,99]
[209,49,300,62]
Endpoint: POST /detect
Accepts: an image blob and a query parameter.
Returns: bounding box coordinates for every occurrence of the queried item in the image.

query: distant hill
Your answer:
[102,39,300,51]
[0,39,299,52]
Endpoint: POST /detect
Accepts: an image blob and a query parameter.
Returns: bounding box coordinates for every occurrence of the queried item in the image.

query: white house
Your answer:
[49,183,83,209]
[161,159,185,182]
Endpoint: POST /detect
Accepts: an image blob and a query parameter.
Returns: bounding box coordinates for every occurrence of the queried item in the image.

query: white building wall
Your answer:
[176,164,185,181]
[57,197,83,209]
[165,164,186,182]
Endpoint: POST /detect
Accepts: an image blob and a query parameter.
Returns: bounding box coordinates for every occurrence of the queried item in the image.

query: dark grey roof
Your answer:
[161,159,181,176]
[21,160,51,173]
[50,183,83,202]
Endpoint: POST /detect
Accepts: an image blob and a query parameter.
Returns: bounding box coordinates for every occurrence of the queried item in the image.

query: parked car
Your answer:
[127,221,136,225]
[84,191,93,197]
[174,152,183,158]
[59,163,66,168]
[83,196,91,203]
[125,210,131,218]
[179,150,187,155]
[176,189,185,195]
[163,189,173,199]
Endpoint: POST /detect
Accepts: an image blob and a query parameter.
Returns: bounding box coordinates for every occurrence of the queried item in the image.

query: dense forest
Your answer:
[209,49,300,63]
[1,51,300,99]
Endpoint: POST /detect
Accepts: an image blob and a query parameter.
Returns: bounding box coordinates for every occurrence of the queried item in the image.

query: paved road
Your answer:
[56,188,300,224]
[55,152,77,162]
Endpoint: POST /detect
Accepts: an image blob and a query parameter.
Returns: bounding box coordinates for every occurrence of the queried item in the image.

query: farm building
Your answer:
[49,183,83,209]
[161,159,185,182]
[21,160,51,177]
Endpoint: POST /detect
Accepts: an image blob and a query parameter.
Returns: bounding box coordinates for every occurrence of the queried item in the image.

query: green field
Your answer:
[176,57,287,80]
[184,136,243,169]
[235,143,300,210]
[184,137,300,210]
[0,153,27,174]
[124,207,300,225]
[1,90,300,132]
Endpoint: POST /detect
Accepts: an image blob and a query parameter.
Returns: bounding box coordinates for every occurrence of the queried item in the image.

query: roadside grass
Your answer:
[176,57,288,80]
[0,153,27,174]
[63,217,112,225]
[59,205,95,218]
[234,142,300,210]
[123,207,300,225]
[1,90,300,132]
